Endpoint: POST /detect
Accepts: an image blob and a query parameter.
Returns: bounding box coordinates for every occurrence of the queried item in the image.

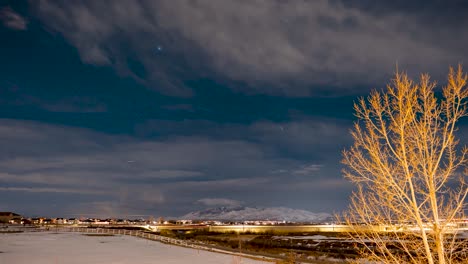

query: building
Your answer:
[0,212,22,223]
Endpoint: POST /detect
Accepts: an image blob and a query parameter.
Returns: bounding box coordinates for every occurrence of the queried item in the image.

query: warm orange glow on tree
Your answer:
[342,66,468,263]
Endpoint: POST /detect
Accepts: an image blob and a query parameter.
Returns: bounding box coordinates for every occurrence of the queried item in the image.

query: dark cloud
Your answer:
[0,6,27,30]
[0,118,351,217]
[33,0,468,96]
[135,118,352,160]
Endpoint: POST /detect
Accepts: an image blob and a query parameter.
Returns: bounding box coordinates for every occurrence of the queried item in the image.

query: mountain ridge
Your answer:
[181,206,332,223]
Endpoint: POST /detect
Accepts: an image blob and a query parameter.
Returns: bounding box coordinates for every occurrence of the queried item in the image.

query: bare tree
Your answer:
[342,66,468,264]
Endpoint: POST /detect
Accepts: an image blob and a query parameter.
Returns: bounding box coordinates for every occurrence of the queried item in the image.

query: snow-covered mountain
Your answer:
[181,206,333,223]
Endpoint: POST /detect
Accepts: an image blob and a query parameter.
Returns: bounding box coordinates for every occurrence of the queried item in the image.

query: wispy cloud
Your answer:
[0,84,108,113]
[0,118,353,216]
[0,186,105,195]
[292,164,323,175]
[40,99,107,113]
[145,170,204,178]
[197,198,242,207]
[0,7,27,30]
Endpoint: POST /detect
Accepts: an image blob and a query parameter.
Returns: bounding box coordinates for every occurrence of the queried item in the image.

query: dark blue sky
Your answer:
[1,0,468,218]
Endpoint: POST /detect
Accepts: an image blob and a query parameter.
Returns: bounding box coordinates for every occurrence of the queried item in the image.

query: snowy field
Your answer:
[0,232,270,264]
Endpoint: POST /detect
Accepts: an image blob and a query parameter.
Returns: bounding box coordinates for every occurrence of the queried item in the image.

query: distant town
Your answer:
[1,211,341,234]
[1,210,304,226]
[4,211,468,234]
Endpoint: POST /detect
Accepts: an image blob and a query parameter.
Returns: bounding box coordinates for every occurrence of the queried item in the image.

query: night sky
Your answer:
[1,0,468,218]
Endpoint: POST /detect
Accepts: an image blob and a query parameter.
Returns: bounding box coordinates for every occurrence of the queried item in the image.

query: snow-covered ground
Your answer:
[0,232,270,264]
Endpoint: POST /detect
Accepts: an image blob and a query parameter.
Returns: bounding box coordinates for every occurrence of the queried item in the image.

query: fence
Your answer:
[1,226,198,247]
[1,226,277,262]
[56,227,195,247]
[1,226,251,257]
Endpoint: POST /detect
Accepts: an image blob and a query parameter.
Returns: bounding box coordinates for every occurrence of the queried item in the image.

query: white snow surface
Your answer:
[182,206,332,222]
[0,232,269,264]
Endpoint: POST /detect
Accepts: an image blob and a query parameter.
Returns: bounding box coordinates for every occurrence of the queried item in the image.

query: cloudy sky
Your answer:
[1,0,468,218]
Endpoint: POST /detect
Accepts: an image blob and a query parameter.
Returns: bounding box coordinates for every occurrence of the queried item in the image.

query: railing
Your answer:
[55,227,195,247]
[1,226,194,246]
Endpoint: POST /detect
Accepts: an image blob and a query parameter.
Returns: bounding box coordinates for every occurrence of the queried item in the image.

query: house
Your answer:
[68,218,80,224]
[0,212,21,223]
[81,219,94,225]
[176,219,193,225]
[115,219,128,224]
[42,218,53,225]
[31,218,43,224]
[56,218,67,225]
[21,218,32,225]
[95,219,110,225]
